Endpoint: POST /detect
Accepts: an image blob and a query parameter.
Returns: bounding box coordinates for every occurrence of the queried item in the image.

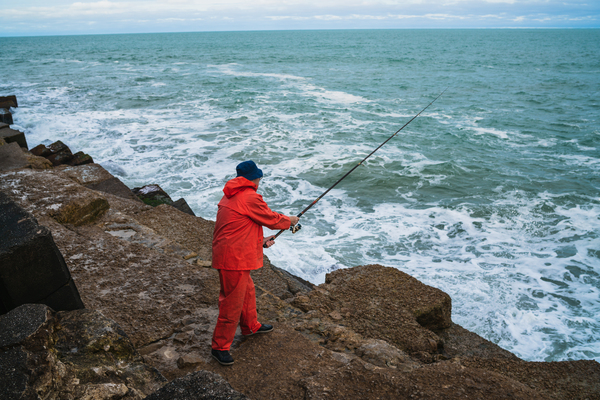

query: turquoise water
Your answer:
[1,30,599,362]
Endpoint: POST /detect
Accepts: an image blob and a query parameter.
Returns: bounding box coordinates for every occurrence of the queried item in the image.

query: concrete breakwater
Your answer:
[1,96,599,399]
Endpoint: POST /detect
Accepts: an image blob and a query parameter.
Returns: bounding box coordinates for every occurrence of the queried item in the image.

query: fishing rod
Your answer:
[265,88,447,247]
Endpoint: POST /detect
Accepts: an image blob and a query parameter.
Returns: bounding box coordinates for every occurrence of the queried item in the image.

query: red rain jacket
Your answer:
[212,177,291,270]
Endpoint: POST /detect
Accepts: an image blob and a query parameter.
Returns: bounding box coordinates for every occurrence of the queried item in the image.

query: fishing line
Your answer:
[265,88,448,247]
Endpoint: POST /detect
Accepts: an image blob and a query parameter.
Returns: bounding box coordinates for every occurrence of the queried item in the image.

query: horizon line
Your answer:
[2,26,599,39]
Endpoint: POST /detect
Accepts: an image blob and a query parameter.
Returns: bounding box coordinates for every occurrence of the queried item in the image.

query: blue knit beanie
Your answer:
[236,160,263,181]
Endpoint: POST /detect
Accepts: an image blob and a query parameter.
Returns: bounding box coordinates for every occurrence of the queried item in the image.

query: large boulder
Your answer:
[0,191,84,314]
[69,151,94,166]
[0,304,167,400]
[31,141,94,167]
[0,108,13,125]
[0,95,18,108]
[0,142,28,171]
[172,198,196,216]
[132,184,173,207]
[0,126,28,149]
[46,140,74,166]
[292,264,451,359]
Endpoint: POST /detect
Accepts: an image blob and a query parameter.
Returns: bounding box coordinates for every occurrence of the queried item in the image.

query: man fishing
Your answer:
[211,160,299,366]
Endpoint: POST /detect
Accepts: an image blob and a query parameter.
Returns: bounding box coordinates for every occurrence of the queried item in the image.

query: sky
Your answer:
[1,0,599,36]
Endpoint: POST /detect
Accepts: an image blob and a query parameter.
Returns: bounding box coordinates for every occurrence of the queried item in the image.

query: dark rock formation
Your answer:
[0,95,18,108]
[0,304,167,400]
[0,108,13,125]
[0,142,29,171]
[144,371,249,400]
[86,177,141,202]
[132,184,174,207]
[69,151,94,166]
[0,191,84,314]
[172,198,196,216]
[47,141,74,166]
[31,140,95,167]
[0,126,28,149]
[30,143,52,157]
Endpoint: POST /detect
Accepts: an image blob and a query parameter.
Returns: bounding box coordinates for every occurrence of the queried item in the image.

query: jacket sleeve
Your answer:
[246,193,291,230]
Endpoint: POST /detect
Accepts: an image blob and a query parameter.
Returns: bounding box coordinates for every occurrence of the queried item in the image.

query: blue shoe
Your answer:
[211,349,234,366]
[255,323,273,334]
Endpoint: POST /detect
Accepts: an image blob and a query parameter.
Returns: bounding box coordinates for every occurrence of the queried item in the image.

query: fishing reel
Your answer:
[290,223,302,234]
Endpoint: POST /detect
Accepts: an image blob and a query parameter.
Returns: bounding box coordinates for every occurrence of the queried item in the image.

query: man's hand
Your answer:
[263,235,276,248]
[289,216,299,226]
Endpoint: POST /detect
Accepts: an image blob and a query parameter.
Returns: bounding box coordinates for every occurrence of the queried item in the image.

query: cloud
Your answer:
[1,0,599,35]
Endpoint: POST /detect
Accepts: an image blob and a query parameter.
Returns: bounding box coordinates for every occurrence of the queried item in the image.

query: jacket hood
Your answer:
[223,176,257,199]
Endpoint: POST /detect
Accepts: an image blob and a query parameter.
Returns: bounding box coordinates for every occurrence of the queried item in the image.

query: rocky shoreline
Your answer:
[1,97,599,399]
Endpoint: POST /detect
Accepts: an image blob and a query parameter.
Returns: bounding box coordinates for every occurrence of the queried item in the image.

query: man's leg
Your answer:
[239,274,262,335]
[212,269,249,351]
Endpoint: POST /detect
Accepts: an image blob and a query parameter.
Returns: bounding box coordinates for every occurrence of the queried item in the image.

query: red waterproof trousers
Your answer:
[211,269,262,351]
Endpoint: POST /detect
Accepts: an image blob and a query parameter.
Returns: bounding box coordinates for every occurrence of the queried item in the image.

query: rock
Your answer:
[326,265,452,331]
[69,151,94,166]
[0,192,84,314]
[356,339,420,371]
[301,358,546,400]
[176,353,203,368]
[460,356,600,400]
[0,100,17,108]
[145,370,249,400]
[0,169,110,226]
[292,264,450,358]
[30,143,52,157]
[47,147,74,166]
[439,323,519,360]
[86,177,141,202]
[48,140,70,154]
[252,259,314,301]
[0,108,13,125]
[132,204,214,262]
[132,184,173,206]
[0,142,28,171]
[0,304,53,348]
[0,95,18,107]
[172,197,196,216]
[0,304,167,400]
[53,194,110,226]
[59,163,115,186]
[0,126,28,149]
[0,347,30,400]
[25,152,54,170]
[44,140,74,166]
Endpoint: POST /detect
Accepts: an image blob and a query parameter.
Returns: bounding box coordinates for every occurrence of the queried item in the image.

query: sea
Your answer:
[1,29,599,363]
